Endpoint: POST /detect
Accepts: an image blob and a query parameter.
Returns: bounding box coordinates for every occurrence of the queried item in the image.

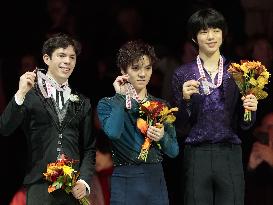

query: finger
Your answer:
[115,77,125,84]
[189,80,200,86]
[184,80,198,87]
[75,191,85,199]
[185,82,200,89]
[186,85,198,90]
[118,75,129,82]
[147,130,157,140]
[184,86,198,94]
[26,79,35,86]
[187,90,200,96]
[244,105,256,111]
[246,94,255,99]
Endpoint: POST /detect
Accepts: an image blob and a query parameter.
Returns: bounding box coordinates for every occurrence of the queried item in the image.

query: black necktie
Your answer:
[56,90,65,108]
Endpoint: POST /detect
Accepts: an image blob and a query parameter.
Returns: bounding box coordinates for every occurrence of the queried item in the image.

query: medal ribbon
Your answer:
[125,83,141,109]
[197,55,223,95]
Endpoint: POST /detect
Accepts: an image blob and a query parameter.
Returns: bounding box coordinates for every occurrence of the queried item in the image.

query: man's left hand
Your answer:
[72,181,87,199]
[242,94,258,111]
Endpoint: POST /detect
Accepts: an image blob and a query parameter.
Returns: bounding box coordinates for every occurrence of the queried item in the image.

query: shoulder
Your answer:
[172,61,197,81]
[172,61,197,85]
[71,91,92,112]
[98,94,125,107]
[77,92,90,102]
[174,61,196,74]
[222,55,232,67]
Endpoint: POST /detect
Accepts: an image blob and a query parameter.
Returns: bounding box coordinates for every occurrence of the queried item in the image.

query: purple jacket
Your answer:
[172,57,256,145]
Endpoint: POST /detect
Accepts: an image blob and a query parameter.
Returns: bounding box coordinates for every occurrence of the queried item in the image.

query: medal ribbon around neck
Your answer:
[35,68,67,98]
[125,83,142,109]
[197,55,224,95]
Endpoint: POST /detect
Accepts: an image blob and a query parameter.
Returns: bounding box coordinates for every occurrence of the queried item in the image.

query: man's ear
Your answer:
[43,54,50,66]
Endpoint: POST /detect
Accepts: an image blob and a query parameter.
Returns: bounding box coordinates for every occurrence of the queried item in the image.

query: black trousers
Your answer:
[26,182,79,205]
[183,144,244,205]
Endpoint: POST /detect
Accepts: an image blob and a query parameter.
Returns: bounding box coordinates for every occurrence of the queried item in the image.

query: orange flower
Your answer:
[48,186,56,193]
[137,100,178,161]
[137,118,148,134]
[43,154,90,205]
[228,60,270,122]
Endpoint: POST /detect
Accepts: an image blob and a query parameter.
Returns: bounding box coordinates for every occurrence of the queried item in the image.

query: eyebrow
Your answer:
[132,63,152,68]
[58,52,76,57]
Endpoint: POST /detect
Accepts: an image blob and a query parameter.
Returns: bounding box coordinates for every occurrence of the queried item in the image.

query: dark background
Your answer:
[0,0,273,204]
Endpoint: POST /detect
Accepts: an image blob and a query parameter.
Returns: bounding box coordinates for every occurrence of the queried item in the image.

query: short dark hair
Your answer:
[117,40,158,71]
[187,8,228,41]
[42,33,81,57]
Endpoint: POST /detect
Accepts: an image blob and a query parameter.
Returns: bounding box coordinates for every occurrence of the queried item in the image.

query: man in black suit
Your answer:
[0,33,95,205]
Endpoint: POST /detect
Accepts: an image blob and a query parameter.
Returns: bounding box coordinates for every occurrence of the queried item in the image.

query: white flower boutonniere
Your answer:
[69,94,79,102]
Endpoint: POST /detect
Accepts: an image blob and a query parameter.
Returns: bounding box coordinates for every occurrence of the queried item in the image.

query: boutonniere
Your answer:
[69,94,79,102]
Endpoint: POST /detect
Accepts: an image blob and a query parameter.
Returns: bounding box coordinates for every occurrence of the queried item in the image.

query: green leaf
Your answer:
[52,181,63,190]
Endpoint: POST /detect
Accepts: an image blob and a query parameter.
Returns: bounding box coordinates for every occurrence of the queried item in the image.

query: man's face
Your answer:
[43,45,76,84]
[123,55,152,92]
[196,28,223,55]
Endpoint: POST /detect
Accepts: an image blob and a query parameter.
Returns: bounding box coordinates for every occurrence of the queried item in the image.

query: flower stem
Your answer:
[244,109,251,122]
[79,196,90,205]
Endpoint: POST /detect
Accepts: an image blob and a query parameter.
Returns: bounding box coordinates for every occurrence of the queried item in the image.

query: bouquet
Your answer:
[136,100,178,161]
[228,60,270,122]
[43,154,90,205]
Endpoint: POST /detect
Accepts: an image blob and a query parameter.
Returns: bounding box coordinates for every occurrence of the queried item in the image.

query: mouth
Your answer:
[60,67,71,73]
[135,80,147,86]
[207,42,217,48]
[137,80,146,83]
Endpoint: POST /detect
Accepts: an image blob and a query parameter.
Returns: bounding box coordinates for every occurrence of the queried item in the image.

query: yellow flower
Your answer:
[261,71,270,79]
[240,64,249,74]
[142,101,150,107]
[249,77,257,86]
[232,63,240,68]
[257,76,268,89]
[63,165,74,178]
[165,114,176,124]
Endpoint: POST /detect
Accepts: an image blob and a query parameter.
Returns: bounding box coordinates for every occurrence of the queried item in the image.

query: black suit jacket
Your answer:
[0,85,96,187]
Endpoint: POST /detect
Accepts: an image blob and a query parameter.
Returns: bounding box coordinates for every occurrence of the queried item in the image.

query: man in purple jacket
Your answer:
[172,8,258,205]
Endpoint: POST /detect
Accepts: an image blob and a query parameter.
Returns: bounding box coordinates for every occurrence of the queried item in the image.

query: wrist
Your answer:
[15,90,27,102]
[183,96,190,102]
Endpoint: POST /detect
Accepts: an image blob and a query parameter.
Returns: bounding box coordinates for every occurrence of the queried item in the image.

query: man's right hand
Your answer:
[15,71,36,101]
[182,80,200,100]
[113,74,129,95]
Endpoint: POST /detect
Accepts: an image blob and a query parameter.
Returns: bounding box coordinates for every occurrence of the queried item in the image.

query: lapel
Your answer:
[222,58,237,109]
[35,85,84,132]
[34,84,61,131]
[60,89,84,132]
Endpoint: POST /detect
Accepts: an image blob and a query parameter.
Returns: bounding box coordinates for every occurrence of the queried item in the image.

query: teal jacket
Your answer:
[97,93,179,166]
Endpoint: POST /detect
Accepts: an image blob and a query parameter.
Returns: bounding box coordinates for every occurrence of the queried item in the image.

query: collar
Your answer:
[46,73,69,89]
[45,74,70,97]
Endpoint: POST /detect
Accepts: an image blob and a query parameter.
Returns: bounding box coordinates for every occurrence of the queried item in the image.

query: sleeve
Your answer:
[171,69,195,131]
[78,99,96,189]
[97,94,126,140]
[0,96,26,136]
[240,110,256,130]
[159,122,179,158]
[233,88,256,130]
[14,94,25,105]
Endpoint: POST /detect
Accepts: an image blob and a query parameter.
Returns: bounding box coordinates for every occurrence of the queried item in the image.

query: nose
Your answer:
[207,30,214,40]
[138,69,146,77]
[63,56,71,64]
